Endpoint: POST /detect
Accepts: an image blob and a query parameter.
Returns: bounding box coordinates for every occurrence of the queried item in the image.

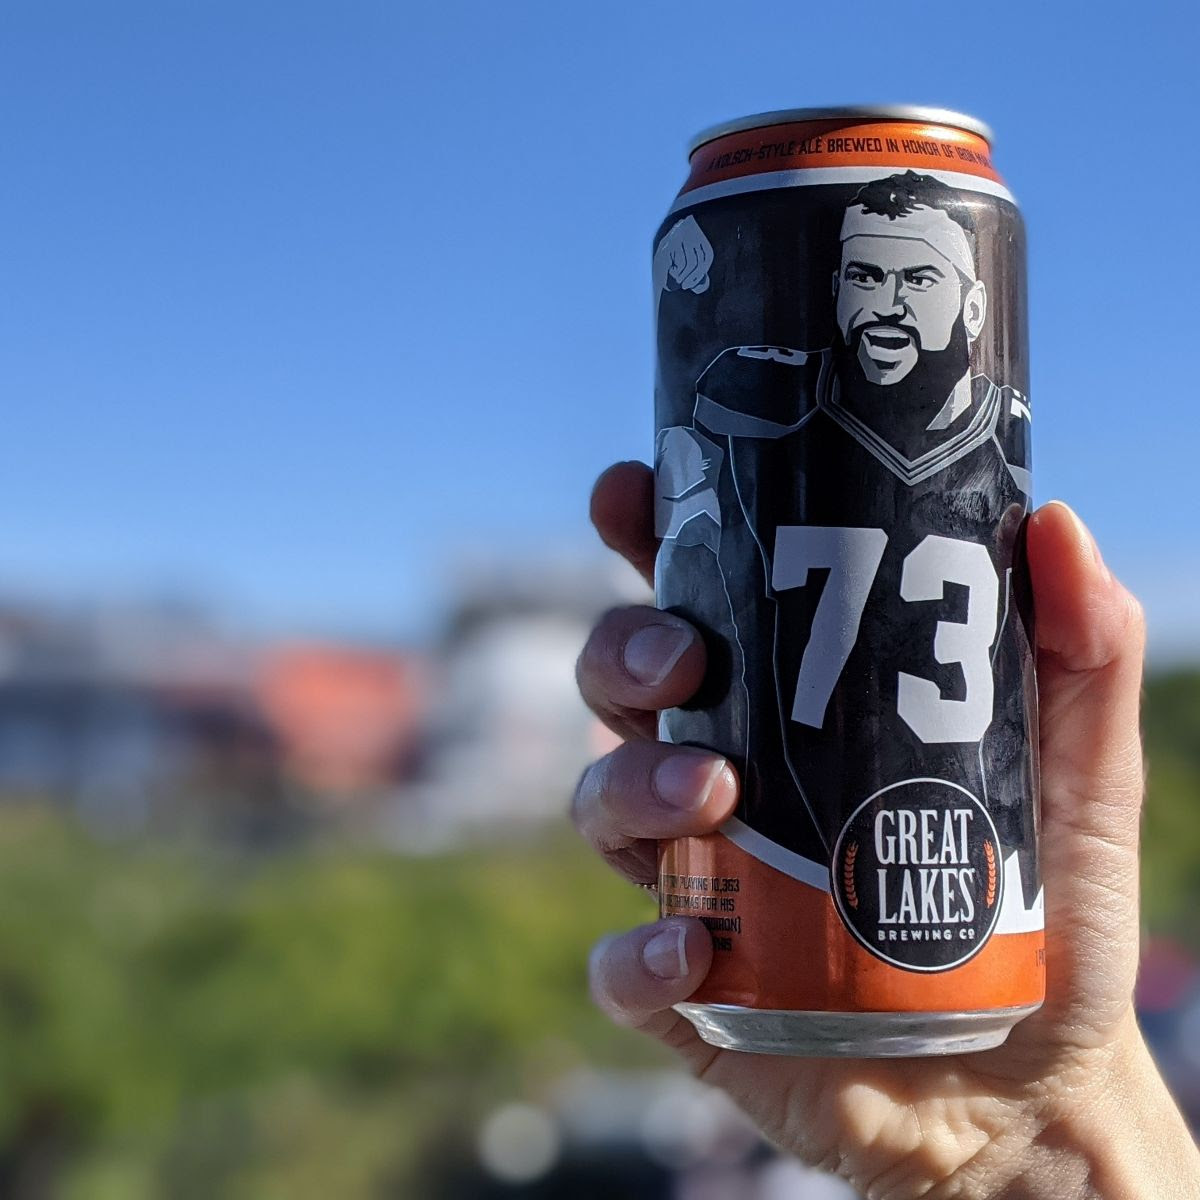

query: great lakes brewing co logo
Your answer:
[832,778,1002,972]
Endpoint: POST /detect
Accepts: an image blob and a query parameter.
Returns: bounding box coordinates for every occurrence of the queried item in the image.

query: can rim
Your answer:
[687,106,995,157]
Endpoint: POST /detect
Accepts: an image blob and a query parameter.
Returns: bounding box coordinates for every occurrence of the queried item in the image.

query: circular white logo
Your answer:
[831,778,1002,972]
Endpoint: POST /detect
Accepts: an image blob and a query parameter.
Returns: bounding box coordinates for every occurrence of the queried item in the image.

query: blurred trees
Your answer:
[0,816,657,1197]
[0,668,1192,1196]
[1142,669,1200,938]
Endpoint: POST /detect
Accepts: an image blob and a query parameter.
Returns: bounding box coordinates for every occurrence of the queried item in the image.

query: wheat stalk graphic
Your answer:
[843,841,859,909]
[983,841,997,908]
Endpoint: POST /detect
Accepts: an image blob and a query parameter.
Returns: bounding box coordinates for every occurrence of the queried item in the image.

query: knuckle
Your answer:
[1122,592,1147,643]
[572,749,633,845]
[587,959,615,1013]
[596,604,629,630]
[576,609,624,682]
[587,937,634,1024]
[570,758,604,836]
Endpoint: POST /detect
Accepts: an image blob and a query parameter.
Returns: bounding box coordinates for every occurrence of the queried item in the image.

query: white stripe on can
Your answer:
[720,815,831,893]
[667,167,1017,219]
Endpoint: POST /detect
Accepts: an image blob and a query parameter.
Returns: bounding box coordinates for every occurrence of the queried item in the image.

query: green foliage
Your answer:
[0,812,660,1196]
[1142,669,1200,938]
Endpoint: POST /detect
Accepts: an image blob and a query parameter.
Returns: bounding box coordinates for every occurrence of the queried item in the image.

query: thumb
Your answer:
[1027,500,1146,1037]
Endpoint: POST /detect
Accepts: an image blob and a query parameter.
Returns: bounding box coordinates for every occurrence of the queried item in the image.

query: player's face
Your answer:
[836,235,963,385]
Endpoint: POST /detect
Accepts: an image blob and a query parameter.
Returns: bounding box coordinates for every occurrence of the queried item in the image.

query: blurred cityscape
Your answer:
[0,560,1194,1198]
[0,559,642,852]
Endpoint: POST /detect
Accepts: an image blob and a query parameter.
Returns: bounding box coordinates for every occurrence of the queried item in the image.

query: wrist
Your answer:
[989,1017,1198,1199]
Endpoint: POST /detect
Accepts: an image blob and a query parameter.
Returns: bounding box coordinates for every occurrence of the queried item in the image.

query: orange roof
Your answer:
[255,643,427,797]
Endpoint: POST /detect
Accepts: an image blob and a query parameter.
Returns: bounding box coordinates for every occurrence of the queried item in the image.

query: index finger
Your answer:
[591,461,658,586]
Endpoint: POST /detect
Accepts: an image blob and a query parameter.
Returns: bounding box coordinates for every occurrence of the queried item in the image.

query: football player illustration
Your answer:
[653,170,1039,923]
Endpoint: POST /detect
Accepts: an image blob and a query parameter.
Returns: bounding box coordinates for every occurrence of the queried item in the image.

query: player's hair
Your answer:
[850,170,977,259]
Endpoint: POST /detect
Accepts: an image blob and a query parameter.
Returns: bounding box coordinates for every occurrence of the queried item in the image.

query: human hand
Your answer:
[653,215,713,295]
[574,461,1200,1199]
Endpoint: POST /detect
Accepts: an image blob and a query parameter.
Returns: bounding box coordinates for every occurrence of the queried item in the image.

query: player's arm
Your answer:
[653,215,713,296]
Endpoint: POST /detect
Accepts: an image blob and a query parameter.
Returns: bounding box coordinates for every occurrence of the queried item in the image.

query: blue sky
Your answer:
[2,2,1198,657]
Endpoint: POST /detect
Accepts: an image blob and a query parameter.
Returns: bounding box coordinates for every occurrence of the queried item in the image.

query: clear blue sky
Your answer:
[2,2,1198,657]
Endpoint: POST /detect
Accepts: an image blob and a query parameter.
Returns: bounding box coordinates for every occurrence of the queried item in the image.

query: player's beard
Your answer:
[833,315,974,460]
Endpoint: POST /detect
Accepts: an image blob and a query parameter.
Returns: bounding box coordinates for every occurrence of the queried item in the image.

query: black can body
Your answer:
[653,110,1044,1054]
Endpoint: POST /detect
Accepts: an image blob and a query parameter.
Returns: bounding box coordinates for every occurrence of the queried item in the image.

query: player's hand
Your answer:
[653,215,714,295]
[574,460,1200,1200]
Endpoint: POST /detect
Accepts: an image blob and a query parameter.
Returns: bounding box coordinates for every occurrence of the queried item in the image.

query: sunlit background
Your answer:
[1,2,1198,1196]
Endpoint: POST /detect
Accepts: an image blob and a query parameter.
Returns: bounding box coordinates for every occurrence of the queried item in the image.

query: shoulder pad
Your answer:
[732,345,809,366]
[696,346,821,435]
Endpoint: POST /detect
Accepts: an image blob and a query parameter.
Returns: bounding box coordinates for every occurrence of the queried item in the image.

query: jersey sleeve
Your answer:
[654,425,723,549]
[695,345,822,438]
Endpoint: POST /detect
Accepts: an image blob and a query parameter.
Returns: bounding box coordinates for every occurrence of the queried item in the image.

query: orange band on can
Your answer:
[660,834,1044,1013]
[681,120,1001,197]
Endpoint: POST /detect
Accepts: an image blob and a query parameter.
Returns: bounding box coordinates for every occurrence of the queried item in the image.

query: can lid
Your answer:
[688,106,994,156]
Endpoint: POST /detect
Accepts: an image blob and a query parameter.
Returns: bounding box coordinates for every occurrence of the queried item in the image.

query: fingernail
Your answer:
[622,624,695,687]
[653,755,728,811]
[643,925,689,980]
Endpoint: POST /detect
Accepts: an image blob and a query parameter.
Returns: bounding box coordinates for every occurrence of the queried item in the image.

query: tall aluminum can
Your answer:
[653,107,1043,1056]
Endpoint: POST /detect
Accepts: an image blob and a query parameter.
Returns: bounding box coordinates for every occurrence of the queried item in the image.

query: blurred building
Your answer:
[257,643,426,800]
[385,557,643,850]
[0,554,643,847]
[0,600,262,834]
[0,599,427,841]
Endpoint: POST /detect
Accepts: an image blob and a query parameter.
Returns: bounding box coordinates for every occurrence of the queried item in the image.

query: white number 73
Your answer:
[771,527,999,744]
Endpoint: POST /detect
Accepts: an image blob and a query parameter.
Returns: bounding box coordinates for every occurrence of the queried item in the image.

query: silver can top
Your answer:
[688,106,995,156]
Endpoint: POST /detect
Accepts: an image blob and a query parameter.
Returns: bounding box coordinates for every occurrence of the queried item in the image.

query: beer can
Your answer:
[653,107,1043,1056]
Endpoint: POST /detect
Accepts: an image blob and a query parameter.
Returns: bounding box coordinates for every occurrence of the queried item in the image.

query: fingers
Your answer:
[679,242,701,287]
[572,741,738,883]
[678,252,707,291]
[670,247,687,280]
[1028,500,1145,838]
[1030,501,1143,674]
[577,605,706,740]
[590,461,657,586]
[589,917,715,1033]
[1026,500,1147,1032]
[589,923,797,1137]
[678,234,713,292]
